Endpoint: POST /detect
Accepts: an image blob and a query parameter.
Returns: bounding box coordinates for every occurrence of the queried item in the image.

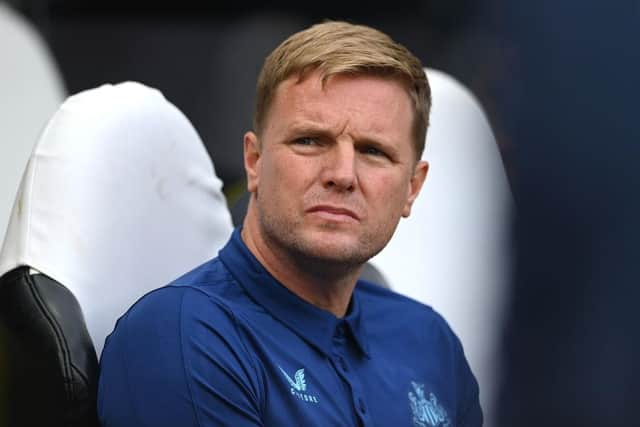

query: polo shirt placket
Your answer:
[220,229,376,425]
[330,320,372,426]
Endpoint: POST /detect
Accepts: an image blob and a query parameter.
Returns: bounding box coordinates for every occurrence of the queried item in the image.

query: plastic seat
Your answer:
[0,82,233,426]
[0,3,66,246]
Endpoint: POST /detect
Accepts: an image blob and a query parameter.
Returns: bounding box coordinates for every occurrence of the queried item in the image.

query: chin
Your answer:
[295,235,378,267]
[260,215,388,266]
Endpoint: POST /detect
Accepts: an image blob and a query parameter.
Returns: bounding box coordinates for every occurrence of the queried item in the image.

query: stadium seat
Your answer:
[0,3,66,247]
[0,82,233,426]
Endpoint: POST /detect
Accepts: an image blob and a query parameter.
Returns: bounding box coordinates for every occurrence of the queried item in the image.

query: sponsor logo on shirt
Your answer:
[408,381,450,427]
[278,366,319,404]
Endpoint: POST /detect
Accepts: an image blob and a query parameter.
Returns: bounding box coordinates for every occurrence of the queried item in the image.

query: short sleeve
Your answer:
[454,333,483,426]
[98,286,264,427]
[426,308,483,427]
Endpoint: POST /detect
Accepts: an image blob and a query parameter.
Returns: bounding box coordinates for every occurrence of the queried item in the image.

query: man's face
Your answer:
[244,70,428,266]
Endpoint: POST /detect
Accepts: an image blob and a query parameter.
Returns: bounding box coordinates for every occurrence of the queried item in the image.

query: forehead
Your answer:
[264,71,415,146]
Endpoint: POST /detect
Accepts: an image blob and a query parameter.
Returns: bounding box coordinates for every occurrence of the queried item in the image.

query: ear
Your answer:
[401,160,429,218]
[244,131,261,193]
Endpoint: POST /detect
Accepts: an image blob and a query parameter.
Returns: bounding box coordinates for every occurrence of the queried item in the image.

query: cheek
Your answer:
[260,156,312,203]
[280,155,319,185]
[370,174,410,210]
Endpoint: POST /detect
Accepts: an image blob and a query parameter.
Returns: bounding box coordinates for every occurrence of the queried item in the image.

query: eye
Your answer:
[293,137,317,146]
[361,145,386,157]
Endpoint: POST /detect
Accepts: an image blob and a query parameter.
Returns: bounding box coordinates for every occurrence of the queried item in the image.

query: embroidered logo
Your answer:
[278,366,319,403]
[408,381,450,427]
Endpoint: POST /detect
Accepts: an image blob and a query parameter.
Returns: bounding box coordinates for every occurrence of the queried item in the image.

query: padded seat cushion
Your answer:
[0,267,98,427]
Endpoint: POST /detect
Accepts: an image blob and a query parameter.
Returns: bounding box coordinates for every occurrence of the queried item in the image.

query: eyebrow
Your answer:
[286,121,401,161]
[286,120,335,137]
[288,121,393,145]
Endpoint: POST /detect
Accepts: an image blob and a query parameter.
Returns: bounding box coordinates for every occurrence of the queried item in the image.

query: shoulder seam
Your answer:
[178,289,205,427]
[120,311,144,424]
[175,280,265,423]
[226,296,266,418]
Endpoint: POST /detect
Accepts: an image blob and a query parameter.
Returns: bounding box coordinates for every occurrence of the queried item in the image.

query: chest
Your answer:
[257,339,458,427]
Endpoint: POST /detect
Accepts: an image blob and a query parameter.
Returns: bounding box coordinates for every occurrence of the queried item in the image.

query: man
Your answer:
[98,21,482,426]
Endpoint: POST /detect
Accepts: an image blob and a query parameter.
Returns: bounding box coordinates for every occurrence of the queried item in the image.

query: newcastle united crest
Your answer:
[408,381,451,427]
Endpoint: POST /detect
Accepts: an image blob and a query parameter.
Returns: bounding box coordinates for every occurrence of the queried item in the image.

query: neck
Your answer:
[241,214,362,318]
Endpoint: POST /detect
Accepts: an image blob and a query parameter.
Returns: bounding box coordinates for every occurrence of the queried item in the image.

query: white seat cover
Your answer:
[370,68,513,424]
[0,82,234,356]
[0,3,66,246]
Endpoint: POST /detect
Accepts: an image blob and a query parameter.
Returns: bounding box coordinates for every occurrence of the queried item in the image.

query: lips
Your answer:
[306,205,360,221]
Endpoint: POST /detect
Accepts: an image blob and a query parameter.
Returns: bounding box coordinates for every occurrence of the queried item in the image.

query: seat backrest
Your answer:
[0,82,234,426]
[369,68,513,425]
[0,3,66,247]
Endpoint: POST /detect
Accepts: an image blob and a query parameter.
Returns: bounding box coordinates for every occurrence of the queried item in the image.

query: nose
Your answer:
[322,142,357,192]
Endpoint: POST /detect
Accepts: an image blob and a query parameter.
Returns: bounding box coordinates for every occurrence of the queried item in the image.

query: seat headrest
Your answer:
[0,81,233,355]
[0,2,65,246]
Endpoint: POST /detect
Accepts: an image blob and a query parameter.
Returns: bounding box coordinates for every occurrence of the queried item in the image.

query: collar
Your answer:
[219,228,370,358]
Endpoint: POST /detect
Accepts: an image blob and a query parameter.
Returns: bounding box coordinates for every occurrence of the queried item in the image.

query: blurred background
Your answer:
[2,1,639,426]
[2,0,512,200]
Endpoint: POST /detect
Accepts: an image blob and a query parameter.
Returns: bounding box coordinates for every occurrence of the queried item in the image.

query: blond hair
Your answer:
[254,21,431,159]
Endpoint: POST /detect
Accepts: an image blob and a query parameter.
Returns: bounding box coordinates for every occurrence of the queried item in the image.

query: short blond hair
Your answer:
[254,21,431,159]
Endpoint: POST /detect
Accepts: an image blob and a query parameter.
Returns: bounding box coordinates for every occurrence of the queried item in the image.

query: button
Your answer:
[358,398,367,414]
[335,323,346,337]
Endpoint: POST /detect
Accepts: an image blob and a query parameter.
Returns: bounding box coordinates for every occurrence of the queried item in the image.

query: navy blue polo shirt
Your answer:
[98,228,482,426]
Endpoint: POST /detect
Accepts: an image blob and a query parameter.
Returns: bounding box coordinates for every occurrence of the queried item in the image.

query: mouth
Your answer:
[306,205,360,222]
